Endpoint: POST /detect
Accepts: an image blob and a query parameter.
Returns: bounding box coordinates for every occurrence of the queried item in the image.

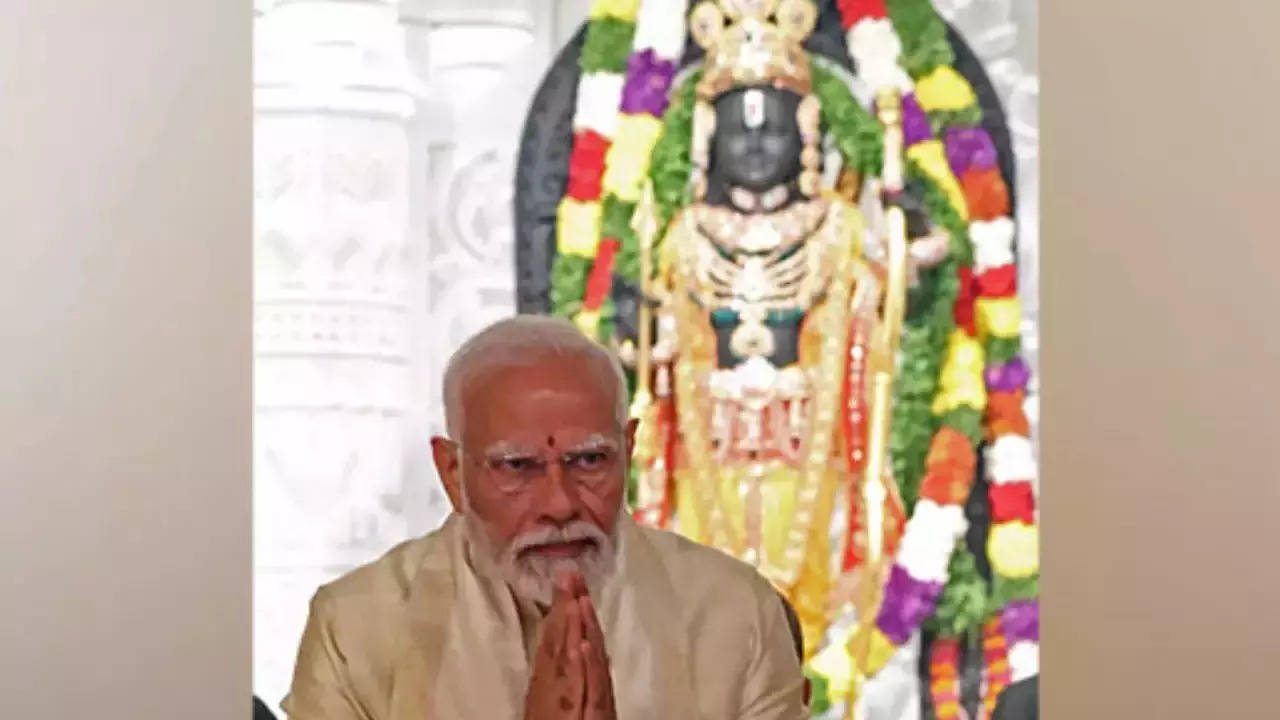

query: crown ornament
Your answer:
[690,0,819,101]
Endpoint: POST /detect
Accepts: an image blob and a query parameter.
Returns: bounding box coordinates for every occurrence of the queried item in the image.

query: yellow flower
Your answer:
[807,637,855,700]
[932,330,987,413]
[602,114,664,202]
[906,140,969,222]
[805,627,898,702]
[989,521,1040,578]
[573,309,602,338]
[865,627,898,675]
[945,328,985,373]
[933,375,987,415]
[976,297,1023,339]
[589,0,640,21]
[915,65,978,113]
[556,198,603,257]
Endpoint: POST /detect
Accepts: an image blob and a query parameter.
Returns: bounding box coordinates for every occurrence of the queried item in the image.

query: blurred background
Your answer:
[251,0,1039,708]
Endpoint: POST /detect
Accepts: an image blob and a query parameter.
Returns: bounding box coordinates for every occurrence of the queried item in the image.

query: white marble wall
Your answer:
[252,0,1040,709]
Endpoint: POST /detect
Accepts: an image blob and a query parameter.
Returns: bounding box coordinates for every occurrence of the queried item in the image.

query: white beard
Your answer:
[463,509,621,607]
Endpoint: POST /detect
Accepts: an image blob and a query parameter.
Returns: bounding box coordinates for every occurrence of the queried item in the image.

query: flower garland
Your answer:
[552,0,687,343]
[980,616,1012,718]
[813,0,1040,714]
[927,635,964,719]
[549,0,639,336]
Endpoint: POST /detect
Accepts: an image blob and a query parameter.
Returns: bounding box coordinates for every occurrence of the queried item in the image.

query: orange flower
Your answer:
[985,390,1030,441]
[919,466,971,505]
[925,426,976,474]
[960,167,1010,221]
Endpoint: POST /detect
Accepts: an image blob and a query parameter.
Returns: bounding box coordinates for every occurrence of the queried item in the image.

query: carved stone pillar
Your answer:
[252,0,416,707]
[399,0,577,509]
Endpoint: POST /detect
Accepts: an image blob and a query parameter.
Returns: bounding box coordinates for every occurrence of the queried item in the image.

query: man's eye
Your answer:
[570,452,608,469]
[499,458,538,473]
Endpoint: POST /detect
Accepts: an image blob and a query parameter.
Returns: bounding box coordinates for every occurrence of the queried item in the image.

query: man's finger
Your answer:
[578,595,607,655]
[578,596,613,717]
[564,609,587,716]
[540,585,573,660]
[562,570,588,600]
[565,591,585,663]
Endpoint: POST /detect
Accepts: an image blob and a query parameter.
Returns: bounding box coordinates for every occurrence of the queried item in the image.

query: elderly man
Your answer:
[283,315,806,719]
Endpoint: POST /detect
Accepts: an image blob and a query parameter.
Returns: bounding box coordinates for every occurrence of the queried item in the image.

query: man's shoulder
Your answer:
[314,520,454,611]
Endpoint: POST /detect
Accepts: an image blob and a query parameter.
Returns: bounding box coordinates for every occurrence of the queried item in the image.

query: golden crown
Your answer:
[690,0,818,102]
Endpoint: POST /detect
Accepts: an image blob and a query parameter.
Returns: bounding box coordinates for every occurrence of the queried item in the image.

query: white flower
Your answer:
[895,500,968,582]
[858,58,916,95]
[970,217,1017,272]
[986,434,1037,485]
[1008,641,1039,683]
[908,499,968,541]
[632,0,688,61]
[572,71,626,139]
[848,19,913,94]
[897,533,951,583]
[848,18,902,67]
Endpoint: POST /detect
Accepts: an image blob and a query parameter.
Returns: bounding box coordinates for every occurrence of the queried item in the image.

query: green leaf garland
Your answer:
[886,0,956,77]
[926,545,990,637]
[580,18,636,74]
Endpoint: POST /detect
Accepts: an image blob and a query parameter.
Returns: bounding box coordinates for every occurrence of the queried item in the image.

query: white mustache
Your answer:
[509,521,606,556]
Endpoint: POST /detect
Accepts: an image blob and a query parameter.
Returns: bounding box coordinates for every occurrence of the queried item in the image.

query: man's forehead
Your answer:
[481,432,618,455]
[464,357,616,408]
[461,364,618,438]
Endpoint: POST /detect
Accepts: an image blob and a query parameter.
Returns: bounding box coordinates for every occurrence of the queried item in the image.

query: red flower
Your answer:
[960,167,1010,221]
[976,264,1017,298]
[582,237,621,310]
[837,0,888,29]
[953,265,977,336]
[566,130,610,201]
[989,481,1036,525]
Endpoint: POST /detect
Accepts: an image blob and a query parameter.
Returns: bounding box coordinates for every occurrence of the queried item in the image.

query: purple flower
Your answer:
[985,356,1031,392]
[875,564,944,645]
[944,126,998,177]
[620,49,676,117]
[1000,598,1039,644]
[901,94,933,147]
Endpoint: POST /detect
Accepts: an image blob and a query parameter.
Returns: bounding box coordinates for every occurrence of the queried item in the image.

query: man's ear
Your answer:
[430,436,465,512]
[624,416,639,458]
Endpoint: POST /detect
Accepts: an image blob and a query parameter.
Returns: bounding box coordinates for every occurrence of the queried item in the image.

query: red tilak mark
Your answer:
[546,436,556,448]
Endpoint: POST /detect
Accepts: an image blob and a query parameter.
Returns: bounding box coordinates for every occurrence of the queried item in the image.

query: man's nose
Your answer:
[534,460,579,522]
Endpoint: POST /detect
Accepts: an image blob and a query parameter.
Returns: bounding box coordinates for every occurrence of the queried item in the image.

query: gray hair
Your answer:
[442,315,629,440]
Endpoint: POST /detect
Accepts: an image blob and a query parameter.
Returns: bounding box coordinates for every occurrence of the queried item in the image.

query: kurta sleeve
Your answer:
[737,588,808,720]
[281,589,374,720]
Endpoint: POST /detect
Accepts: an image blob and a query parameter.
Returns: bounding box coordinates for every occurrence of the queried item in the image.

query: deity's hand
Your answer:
[827,563,891,617]
[523,574,588,720]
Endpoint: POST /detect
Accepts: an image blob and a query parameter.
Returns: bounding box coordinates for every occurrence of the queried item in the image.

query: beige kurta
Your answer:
[281,513,806,719]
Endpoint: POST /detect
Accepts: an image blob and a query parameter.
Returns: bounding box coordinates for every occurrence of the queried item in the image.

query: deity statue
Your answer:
[629,2,907,658]
[517,1,1041,718]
